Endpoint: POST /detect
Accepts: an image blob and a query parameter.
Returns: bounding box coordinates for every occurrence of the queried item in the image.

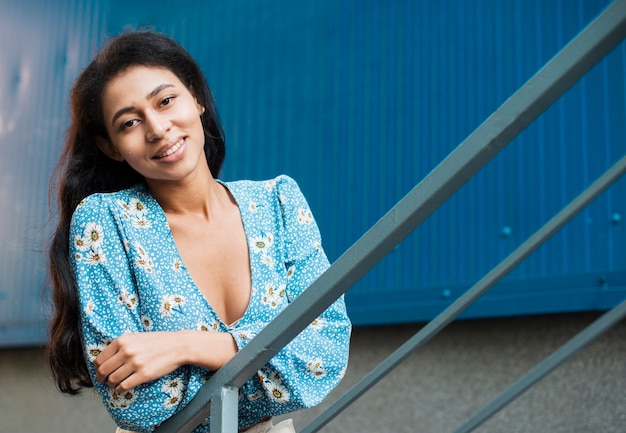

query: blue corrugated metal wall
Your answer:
[1,0,624,345]
[0,0,106,345]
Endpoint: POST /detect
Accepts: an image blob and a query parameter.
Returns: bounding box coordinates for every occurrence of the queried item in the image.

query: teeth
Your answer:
[157,139,183,158]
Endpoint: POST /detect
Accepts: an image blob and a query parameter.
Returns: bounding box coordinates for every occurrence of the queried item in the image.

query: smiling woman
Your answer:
[46,31,351,433]
[96,66,208,187]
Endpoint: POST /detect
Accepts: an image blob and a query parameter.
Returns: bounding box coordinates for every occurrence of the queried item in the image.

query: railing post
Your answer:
[210,386,239,433]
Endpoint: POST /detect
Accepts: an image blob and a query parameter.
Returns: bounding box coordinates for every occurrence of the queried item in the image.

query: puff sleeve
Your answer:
[231,176,351,417]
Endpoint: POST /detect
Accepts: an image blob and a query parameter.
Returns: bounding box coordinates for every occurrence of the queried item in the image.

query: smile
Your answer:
[154,139,184,159]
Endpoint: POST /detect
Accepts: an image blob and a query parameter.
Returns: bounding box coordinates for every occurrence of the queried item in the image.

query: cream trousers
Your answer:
[115,418,295,433]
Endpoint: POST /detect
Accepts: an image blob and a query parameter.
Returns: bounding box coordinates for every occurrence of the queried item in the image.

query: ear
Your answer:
[195,98,205,115]
[96,136,124,162]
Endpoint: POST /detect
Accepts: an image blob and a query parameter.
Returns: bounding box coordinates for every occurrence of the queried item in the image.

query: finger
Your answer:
[94,339,118,366]
[115,372,142,393]
[93,339,120,377]
[107,362,136,391]
[94,350,123,383]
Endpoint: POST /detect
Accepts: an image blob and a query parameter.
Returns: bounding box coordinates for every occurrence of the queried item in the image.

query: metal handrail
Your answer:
[156,1,626,431]
[303,154,626,433]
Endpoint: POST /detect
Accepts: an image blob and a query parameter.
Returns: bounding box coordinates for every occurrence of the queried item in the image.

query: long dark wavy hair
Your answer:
[47,31,226,394]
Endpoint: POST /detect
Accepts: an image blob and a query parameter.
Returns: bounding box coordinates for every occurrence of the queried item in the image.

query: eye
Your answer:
[120,119,139,131]
[160,95,176,107]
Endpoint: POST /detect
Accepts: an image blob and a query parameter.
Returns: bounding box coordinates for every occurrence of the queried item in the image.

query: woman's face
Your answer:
[98,65,207,185]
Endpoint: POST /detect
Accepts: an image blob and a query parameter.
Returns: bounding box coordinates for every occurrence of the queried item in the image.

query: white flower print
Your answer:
[339,367,347,379]
[286,265,295,280]
[128,198,148,216]
[118,198,148,219]
[116,198,152,229]
[162,376,186,397]
[118,391,137,409]
[197,320,218,332]
[164,393,183,409]
[261,282,286,309]
[261,254,275,268]
[116,199,131,212]
[135,243,147,256]
[117,288,138,310]
[159,294,187,317]
[135,254,152,270]
[159,297,174,317]
[86,342,107,362]
[237,330,256,341]
[306,358,327,379]
[134,242,153,272]
[257,369,270,383]
[73,234,90,252]
[310,316,327,331]
[108,388,137,410]
[140,314,153,331]
[249,234,273,254]
[297,208,313,225]
[132,216,152,229]
[84,248,106,265]
[246,390,263,401]
[248,201,258,213]
[265,179,276,191]
[278,192,286,205]
[83,299,96,316]
[260,371,290,404]
[83,222,104,249]
[169,294,187,307]
[172,258,183,274]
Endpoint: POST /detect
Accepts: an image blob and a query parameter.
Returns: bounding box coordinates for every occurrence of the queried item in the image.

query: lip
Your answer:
[153,137,186,161]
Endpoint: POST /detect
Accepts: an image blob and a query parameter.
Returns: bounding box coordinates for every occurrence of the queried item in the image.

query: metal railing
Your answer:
[156,1,626,432]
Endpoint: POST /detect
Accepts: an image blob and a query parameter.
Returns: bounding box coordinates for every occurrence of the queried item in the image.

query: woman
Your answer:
[47,31,351,433]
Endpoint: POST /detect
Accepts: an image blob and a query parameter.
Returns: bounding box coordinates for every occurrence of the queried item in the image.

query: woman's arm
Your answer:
[71,193,227,432]
[94,330,237,392]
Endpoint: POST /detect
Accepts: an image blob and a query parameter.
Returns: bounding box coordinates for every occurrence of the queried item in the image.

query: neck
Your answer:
[146,165,227,220]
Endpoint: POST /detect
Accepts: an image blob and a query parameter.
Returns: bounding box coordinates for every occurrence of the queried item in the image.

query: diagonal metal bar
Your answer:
[156,1,626,431]
[452,297,626,433]
[301,154,626,433]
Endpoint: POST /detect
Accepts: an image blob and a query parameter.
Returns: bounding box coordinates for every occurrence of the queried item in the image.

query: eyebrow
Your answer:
[110,83,176,126]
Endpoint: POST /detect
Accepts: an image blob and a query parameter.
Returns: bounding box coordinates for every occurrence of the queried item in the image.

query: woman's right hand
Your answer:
[94,330,237,392]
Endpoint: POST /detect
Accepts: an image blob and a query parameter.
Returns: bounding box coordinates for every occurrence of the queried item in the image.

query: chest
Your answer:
[167,210,252,326]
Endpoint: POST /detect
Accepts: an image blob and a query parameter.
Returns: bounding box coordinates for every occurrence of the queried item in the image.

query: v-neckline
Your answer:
[145,180,254,328]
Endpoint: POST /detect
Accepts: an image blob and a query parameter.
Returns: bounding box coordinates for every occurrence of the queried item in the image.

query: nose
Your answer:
[144,111,170,142]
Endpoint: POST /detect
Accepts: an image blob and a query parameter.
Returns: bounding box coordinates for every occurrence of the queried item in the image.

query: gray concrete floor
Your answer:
[1,312,624,432]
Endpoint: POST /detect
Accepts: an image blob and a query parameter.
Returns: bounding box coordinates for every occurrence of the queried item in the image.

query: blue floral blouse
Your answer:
[69,175,351,432]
